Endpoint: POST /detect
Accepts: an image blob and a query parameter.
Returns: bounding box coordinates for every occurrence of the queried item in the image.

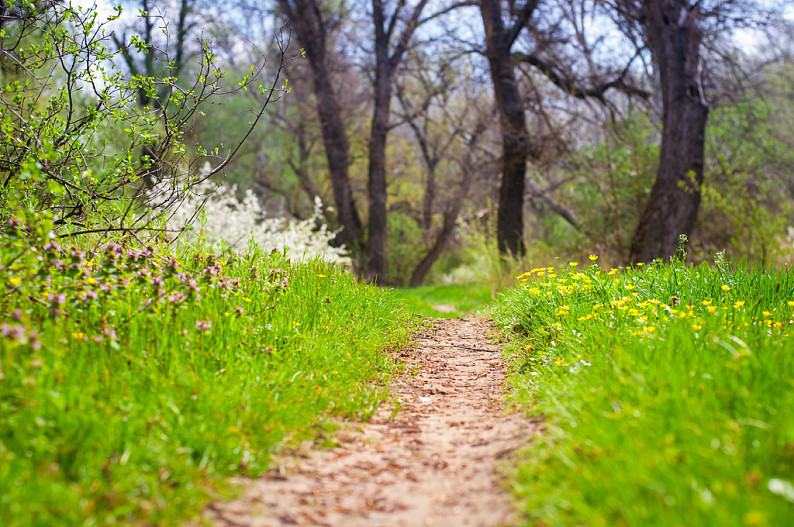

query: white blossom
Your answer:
[156,179,351,267]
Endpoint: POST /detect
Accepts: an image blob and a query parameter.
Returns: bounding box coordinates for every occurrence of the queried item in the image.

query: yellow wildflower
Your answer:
[721,284,730,292]
[733,301,745,309]
[589,255,598,261]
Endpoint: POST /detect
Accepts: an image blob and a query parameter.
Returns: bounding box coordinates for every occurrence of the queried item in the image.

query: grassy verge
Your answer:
[491,255,794,526]
[393,283,493,318]
[0,223,414,526]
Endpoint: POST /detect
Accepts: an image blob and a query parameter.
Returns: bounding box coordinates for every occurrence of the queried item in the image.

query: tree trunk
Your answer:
[365,43,392,282]
[278,0,363,250]
[480,0,531,257]
[310,63,364,248]
[409,213,456,286]
[365,0,429,283]
[628,1,708,263]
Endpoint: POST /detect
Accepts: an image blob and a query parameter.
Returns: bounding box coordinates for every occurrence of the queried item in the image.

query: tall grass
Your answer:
[0,223,414,526]
[491,253,794,526]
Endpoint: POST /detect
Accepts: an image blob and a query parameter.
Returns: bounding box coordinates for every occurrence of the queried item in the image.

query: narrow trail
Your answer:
[202,318,533,527]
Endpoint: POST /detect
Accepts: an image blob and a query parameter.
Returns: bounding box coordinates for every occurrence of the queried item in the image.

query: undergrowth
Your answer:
[491,251,794,526]
[0,218,414,526]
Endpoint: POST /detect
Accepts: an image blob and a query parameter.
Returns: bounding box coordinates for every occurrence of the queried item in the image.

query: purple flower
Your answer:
[80,290,99,301]
[167,291,186,304]
[195,320,211,333]
[1,323,26,340]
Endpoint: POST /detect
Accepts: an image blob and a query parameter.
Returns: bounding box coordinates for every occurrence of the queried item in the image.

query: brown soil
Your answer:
[200,318,532,527]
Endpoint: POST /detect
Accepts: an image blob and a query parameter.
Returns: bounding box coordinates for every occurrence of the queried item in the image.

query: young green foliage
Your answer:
[0,220,414,526]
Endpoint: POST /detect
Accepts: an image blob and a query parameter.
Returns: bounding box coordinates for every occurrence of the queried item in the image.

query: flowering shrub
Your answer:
[159,180,351,267]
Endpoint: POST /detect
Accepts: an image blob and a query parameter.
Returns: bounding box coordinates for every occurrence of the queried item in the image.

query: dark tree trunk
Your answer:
[311,62,364,248]
[365,2,393,282]
[277,0,363,249]
[479,0,538,257]
[628,1,708,263]
[365,0,429,283]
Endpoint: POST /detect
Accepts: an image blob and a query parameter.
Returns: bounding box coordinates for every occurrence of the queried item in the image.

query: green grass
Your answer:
[0,226,414,526]
[491,256,794,527]
[393,283,493,318]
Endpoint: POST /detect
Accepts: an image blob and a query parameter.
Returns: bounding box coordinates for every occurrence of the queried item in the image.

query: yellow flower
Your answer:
[589,255,598,261]
[317,274,326,278]
[8,277,21,286]
[733,301,745,309]
[569,262,579,267]
[707,306,717,314]
[242,297,252,303]
[636,262,644,267]
[702,299,712,306]
[608,268,618,276]
[625,284,636,290]
[721,284,730,292]
[85,277,96,285]
[71,332,86,340]
[691,324,702,331]
[293,321,301,326]
[788,301,794,307]
[762,311,772,317]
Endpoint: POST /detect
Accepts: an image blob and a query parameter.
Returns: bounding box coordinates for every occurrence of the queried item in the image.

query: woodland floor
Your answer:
[199,318,535,527]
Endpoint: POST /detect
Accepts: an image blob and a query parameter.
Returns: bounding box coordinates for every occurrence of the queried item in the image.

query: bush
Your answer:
[157,178,351,266]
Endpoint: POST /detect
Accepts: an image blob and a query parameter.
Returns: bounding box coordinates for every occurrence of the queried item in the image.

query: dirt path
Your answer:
[201,318,531,527]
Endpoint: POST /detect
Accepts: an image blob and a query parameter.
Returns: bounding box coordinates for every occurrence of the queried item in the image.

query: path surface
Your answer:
[202,318,531,527]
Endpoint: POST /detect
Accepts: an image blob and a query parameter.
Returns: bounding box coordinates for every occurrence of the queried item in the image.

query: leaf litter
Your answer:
[199,318,535,526]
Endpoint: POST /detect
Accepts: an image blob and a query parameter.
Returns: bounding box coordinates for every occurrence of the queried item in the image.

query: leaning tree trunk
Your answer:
[480,0,529,257]
[277,0,363,250]
[310,63,364,248]
[629,1,708,263]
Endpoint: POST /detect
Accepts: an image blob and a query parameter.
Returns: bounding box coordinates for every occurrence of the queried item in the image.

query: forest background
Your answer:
[3,0,794,285]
